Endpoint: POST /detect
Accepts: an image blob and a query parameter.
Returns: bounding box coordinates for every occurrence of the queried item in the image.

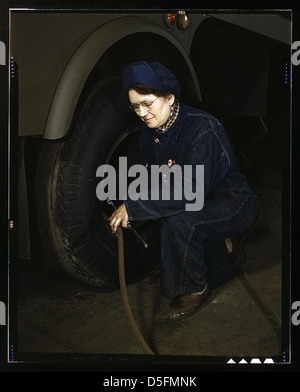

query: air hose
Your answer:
[116,226,155,355]
[116,209,281,355]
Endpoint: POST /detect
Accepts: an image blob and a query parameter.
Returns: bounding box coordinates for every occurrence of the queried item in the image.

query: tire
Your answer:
[35,76,160,289]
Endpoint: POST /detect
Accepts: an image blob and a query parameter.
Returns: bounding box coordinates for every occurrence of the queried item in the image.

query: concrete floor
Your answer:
[14,169,287,364]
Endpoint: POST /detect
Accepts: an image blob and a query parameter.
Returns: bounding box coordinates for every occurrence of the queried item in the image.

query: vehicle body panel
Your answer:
[10,11,291,139]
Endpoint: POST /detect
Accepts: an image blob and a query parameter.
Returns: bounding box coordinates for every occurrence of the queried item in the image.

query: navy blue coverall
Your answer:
[125,103,259,298]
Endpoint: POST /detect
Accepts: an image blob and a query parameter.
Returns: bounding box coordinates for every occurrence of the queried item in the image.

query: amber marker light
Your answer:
[177,11,189,30]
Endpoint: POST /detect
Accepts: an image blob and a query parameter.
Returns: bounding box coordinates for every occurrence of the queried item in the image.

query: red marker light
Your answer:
[164,13,176,27]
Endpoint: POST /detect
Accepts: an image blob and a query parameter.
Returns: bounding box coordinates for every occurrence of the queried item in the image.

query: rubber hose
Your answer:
[117,210,281,355]
[117,226,155,355]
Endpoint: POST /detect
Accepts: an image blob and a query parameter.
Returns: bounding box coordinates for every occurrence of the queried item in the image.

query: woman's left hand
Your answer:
[108,203,129,235]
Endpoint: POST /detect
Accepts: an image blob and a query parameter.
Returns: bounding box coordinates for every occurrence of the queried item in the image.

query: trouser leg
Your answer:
[160,216,208,298]
[160,194,259,298]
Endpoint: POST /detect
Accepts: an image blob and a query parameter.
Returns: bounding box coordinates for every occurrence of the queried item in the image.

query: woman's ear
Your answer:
[168,94,175,106]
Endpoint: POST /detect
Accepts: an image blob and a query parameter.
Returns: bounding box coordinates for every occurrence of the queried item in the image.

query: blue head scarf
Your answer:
[121,61,181,98]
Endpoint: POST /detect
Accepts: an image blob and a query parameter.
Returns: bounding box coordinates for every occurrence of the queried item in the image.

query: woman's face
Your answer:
[128,89,175,129]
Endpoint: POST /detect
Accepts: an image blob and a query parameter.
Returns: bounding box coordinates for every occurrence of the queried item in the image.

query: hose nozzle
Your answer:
[106,198,149,248]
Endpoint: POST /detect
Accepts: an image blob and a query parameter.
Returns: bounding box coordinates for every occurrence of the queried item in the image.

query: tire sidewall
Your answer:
[51,77,160,288]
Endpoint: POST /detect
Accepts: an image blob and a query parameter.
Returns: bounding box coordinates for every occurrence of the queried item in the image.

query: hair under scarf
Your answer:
[121,61,181,98]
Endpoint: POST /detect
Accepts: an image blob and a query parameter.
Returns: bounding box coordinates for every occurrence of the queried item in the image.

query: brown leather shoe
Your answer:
[168,284,211,320]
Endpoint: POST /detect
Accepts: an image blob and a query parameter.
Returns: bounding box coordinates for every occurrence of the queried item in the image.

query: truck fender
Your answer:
[43,16,201,140]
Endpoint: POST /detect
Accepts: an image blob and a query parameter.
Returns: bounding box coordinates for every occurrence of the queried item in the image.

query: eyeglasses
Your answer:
[130,96,159,113]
